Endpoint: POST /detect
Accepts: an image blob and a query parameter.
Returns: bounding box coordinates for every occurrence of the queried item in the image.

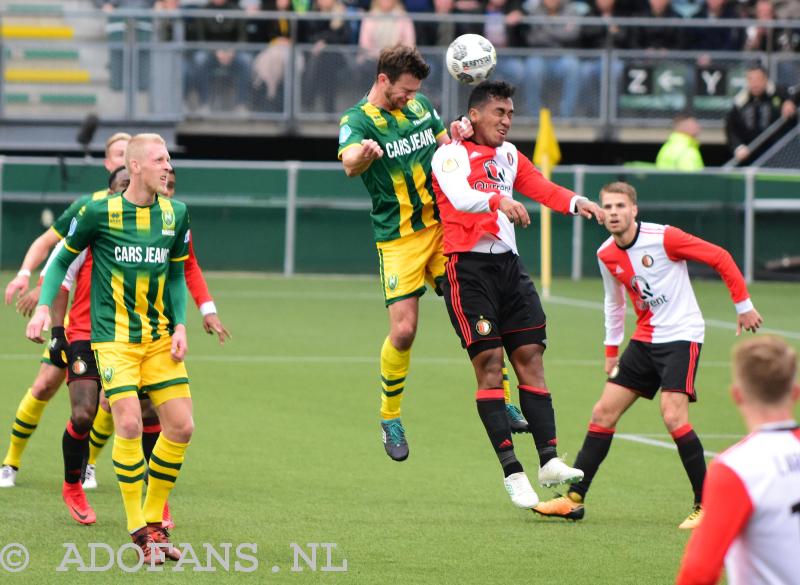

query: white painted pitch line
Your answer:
[616,433,719,458]
[0,353,734,368]
[626,433,741,439]
[547,295,800,341]
[208,291,800,341]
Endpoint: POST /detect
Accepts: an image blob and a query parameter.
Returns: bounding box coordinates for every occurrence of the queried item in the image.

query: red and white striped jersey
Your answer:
[597,222,752,354]
[676,422,800,585]
[431,140,581,255]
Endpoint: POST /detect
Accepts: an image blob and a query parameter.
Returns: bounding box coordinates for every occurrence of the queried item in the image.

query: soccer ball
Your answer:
[445,34,497,86]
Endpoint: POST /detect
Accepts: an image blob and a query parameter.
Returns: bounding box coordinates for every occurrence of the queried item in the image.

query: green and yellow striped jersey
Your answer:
[338,93,447,242]
[51,189,108,238]
[63,193,190,344]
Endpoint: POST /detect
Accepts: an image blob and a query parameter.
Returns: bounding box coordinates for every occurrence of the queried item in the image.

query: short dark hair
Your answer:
[467,80,515,111]
[600,181,637,204]
[108,165,128,190]
[377,45,429,83]
[745,60,767,75]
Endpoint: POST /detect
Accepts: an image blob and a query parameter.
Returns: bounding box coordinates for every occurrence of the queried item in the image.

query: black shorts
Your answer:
[66,340,101,386]
[442,251,547,359]
[609,339,702,402]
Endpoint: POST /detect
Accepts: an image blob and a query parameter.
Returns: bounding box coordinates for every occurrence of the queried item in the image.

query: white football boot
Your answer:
[503,472,539,508]
[0,465,17,488]
[82,464,97,490]
[538,457,584,487]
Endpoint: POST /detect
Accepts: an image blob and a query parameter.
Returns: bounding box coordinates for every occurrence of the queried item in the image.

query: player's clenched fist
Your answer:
[26,304,51,344]
[498,198,530,227]
[360,139,383,161]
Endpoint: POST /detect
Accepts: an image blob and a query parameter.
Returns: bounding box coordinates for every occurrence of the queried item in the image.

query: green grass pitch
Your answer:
[0,272,798,584]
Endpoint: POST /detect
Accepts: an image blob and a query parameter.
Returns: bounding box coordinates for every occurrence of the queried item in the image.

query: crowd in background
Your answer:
[96,0,799,161]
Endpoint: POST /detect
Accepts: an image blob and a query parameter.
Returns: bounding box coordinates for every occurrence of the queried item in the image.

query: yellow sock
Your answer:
[112,435,146,533]
[88,406,115,465]
[3,388,49,469]
[502,362,511,405]
[143,435,188,524]
[380,336,410,420]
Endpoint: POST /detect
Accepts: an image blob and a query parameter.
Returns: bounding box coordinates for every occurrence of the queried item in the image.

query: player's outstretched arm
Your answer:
[341,139,383,177]
[26,305,51,344]
[203,314,231,344]
[575,198,605,223]
[16,285,41,318]
[5,229,60,305]
[736,308,763,336]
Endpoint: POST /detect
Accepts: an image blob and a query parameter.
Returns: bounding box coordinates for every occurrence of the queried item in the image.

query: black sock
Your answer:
[568,423,615,500]
[476,389,522,477]
[672,425,706,504]
[518,385,557,466]
[142,417,161,463]
[63,420,89,484]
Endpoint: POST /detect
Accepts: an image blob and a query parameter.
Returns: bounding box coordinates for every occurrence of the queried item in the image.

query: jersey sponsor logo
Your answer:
[642,254,654,267]
[442,158,459,173]
[339,124,352,144]
[387,273,399,291]
[68,217,78,237]
[475,319,492,336]
[483,160,505,183]
[412,112,432,126]
[114,246,170,264]
[102,366,114,384]
[72,358,87,376]
[109,211,123,230]
[385,128,436,159]
[630,275,668,309]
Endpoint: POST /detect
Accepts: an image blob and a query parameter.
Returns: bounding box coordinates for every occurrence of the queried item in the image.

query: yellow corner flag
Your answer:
[532,108,561,299]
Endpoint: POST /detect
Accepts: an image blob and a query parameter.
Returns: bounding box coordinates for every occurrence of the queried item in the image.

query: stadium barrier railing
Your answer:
[1,156,799,281]
[0,8,798,134]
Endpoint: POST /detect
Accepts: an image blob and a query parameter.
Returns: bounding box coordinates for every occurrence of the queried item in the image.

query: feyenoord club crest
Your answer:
[475,319,492,336]
[72,357,87,376]
[102,367,114,383]
[642,254,654,268]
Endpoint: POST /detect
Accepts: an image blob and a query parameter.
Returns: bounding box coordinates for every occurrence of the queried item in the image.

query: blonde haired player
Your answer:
[676,336,800,585]
[28,133,191,563]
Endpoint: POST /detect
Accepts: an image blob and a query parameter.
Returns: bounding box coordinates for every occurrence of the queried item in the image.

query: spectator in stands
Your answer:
[725,62,797,164]
[298,0,351,112]
[630,0,688,50]
[482,0,526,90]
[356,0,415,88]
[98,0,156,91]
[656,112,705,170]
[743,0,785,51]
[248,0,295,111]
[416,0,457,46]
[578,0,629,117]
[691,0,743,53]
[358,0,415,60]
[187,0,253,112]
[521,0,583,119]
